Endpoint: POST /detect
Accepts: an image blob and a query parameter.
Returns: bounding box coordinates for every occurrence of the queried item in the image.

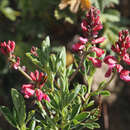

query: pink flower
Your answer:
[81,19,88,32]
[81,7,103,39]
[31,46,38,57]
[0,41,15,55]
[115,64,123,73]
[111,42,120,53]
[42,93,50,102]
[35,89,50,102]
[21,84,35,99]
[79,37,88,44]
[13,57,20,69]
[92,37,106,44]
[122,53,130,65]
[88,57,102,68]
[105,67,113,77]
[92,25,103,32]
[35,89,44,101]
[120,70,130,82]
[91,47,104,57]
[72,43,85,51]
[112,30,130,60]
[104,56,117,65]
[30,70,48,89]
[104,56,118,77]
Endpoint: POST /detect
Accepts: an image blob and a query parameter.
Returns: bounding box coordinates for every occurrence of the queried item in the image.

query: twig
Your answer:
[103,102,109,130]
[69,51,88,82]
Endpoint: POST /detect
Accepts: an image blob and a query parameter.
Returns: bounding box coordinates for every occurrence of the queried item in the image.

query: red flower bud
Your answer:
[92,37,106,44]
[88,57,102,68]
[91,47,104,57]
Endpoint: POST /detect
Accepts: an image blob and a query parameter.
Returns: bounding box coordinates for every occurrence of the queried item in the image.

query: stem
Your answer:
[18,66,32,81]
[37,101,57,130]
[9,58,32,81]
[90,72,116,96]
[83,72,116,110]
[69,51,89,82]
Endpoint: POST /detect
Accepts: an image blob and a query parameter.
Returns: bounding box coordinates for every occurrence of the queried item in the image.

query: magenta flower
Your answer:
[120,70,130,82]
[21,70,50,101]
[104,56,117,77]
[42,93,50,102]
[122,53,130,65]
[88,57,102,68]
[111,42,120,53]
[115,64,123,73]
[105,67,113,77]
[104,56,117,65]
[35,89,44,101]
[79,37,88,44]
[35,89,50,102]
[30,70,45,88]
[92,37,106,44]
[31,46,38,57]
[0,41,15,55]
[21,84,35,99]
[81,7,103,39]
[91,47,104,57]
[13,57,20,70]
[72,43,85,51]
[111,30,130,65]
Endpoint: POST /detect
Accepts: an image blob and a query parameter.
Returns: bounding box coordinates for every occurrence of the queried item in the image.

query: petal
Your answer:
[72,43,85,51]
[105,67,112,77]
[104,55,117,65]
[92,37,106,44]
[89,57,102,68]
[35,89,44,101]
[30,72,36,81]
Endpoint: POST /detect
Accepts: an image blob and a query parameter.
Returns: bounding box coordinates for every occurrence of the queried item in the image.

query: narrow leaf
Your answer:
[74,112,90,121]
[11,88,26,126]
[99,90,111,96]
[0,106,17,127]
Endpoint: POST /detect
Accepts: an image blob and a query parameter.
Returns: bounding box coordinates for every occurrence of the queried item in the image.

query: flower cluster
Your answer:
[104,30,130,82]
[0,40,15,55]
[111,30,130,65]
[72,7,130,82]
[21,70,50,102]
[72,7,105,68]
[0,41,20,70]
[0,41,50,101]
[72,7,105,52]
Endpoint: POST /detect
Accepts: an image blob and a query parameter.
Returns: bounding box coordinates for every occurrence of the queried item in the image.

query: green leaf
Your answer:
[1,7,20,21]
[87,100,95,108]
[58,46,66,69]
[11,88,26,126]
[26,110,35,124]
[29,120,36,130]
[35,126,42,130]
[41,36,50,52]
[26,52,42,67]
[66,64,74,77]
[73,119,80,125]
[71,104,81,119]
[67,84,81,104]
[99,90,111,96]
[84,122,94,130]
[92,122,100,128]
[98,81,106,89]
[74,112,90,121]
[0,106,17,128]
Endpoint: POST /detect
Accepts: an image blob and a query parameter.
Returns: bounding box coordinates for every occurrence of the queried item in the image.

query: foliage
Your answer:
[0,1,130,130]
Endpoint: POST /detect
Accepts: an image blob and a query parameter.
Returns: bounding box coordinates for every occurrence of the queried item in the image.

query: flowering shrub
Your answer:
[0,6,130,130]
